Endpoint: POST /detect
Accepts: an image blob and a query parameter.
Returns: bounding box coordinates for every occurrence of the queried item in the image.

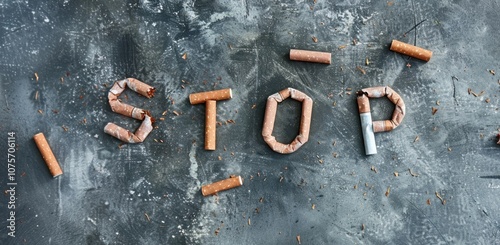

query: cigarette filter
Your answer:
[390,40,432,62]
[201,175,243,196]
[289,49,331,64]
[189,88,233,150]
[356,86,406,155]
[105,78,155,143]
[108,78,155,119]
[262,88,313,154]
[357,94,377,155]
[104,114,154,143]
[33,133,63,177]
[189,88,232,105]
[205,100,217,150]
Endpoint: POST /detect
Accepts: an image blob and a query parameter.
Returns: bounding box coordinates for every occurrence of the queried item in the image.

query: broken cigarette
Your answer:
[289,49,331,64]
[33,133,63,178]
[357,86,406,155]
[205,100,217,150]
[201,175,243,196]
[105,78,155,143]
[189,88,232,150]
[104,113,154,143]
[189,88,232,105]
[108,78,155,120]
[262,88,313,154]
[390,40,433,62]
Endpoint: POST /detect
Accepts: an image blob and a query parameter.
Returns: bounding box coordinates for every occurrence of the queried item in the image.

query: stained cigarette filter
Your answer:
[189,88,232,105]
[357,94,377,155]
[262,88,313,154]
[33,132,63,177]
[289,49,331,64]
[205,100,217,150]
[201,176,243,196]
[356,86,406,155]
[390,40,432,62]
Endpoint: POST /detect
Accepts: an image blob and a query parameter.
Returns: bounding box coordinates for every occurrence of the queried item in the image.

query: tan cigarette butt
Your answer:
[33,133,63,178]
[357,94,370,113]
[205,100,217,150]
[104,114,153,143]
[262,88,313,154]
[189,88,232,105]
[201,175,243,196]
[359,86,406,132]
[290,49,331,64]
[390,40,432,62]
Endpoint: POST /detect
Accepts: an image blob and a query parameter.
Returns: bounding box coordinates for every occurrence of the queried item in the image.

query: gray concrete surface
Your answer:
[0,0,499,244]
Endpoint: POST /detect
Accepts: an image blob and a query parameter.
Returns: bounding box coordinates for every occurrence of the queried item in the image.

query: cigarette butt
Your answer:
[104,114,153,143]
[359,86,406,132]
[390,40,432,62]
[290,49,331,64]
[189,88,232,105]
[33,133,63,178]
[201,175,243,196]
[262,88,313,154]
[205,100,217,150]
[373,120,393,133]
[357,94,370,113]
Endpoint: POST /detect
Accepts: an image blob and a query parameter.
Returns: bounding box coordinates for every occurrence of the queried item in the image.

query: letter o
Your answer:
[262,88,313,154]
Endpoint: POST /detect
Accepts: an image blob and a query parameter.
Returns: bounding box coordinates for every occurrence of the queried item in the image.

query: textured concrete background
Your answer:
[0,0,499,244]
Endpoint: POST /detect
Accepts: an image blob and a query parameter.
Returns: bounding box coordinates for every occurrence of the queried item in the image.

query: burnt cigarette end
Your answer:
[290,49,331,64]
[390,40,432,62]
[201,175,243,196]
[33,133,63,178]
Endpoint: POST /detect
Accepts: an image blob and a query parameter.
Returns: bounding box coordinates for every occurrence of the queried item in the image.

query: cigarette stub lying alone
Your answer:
[289,49,331,64]
[390,40,433,62]
[105,78,155,143]
[33,133,63,177]
[189,88,232,150]
[357,86,406,155]
[201,175,243,196]
[262,88,313,154]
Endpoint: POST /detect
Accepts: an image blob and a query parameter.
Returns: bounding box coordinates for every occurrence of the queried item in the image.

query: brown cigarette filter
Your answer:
[390,40,432,62]
[357,93,370,113]
[104,114,154,143]
[108,78,155,120]
[262,88,313,154]
[33,133,63,178]
[105,78,155,143]
[290,49,331,64]
[189,88,232,105]
[205,100,217,150]
[359,86,406,133]
[190,88,233,150]
[201,175,243,196]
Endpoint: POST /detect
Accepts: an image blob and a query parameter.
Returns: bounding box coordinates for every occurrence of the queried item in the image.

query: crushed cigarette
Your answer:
[312,36,318,43]
[182,53,187,60]
[296,235,301,244]
[385,187,391,197]
[104,78,155,143]
[394,172,399,177]
[262,88,313,154]
[34,72,39,82]
[432,107,438,115]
